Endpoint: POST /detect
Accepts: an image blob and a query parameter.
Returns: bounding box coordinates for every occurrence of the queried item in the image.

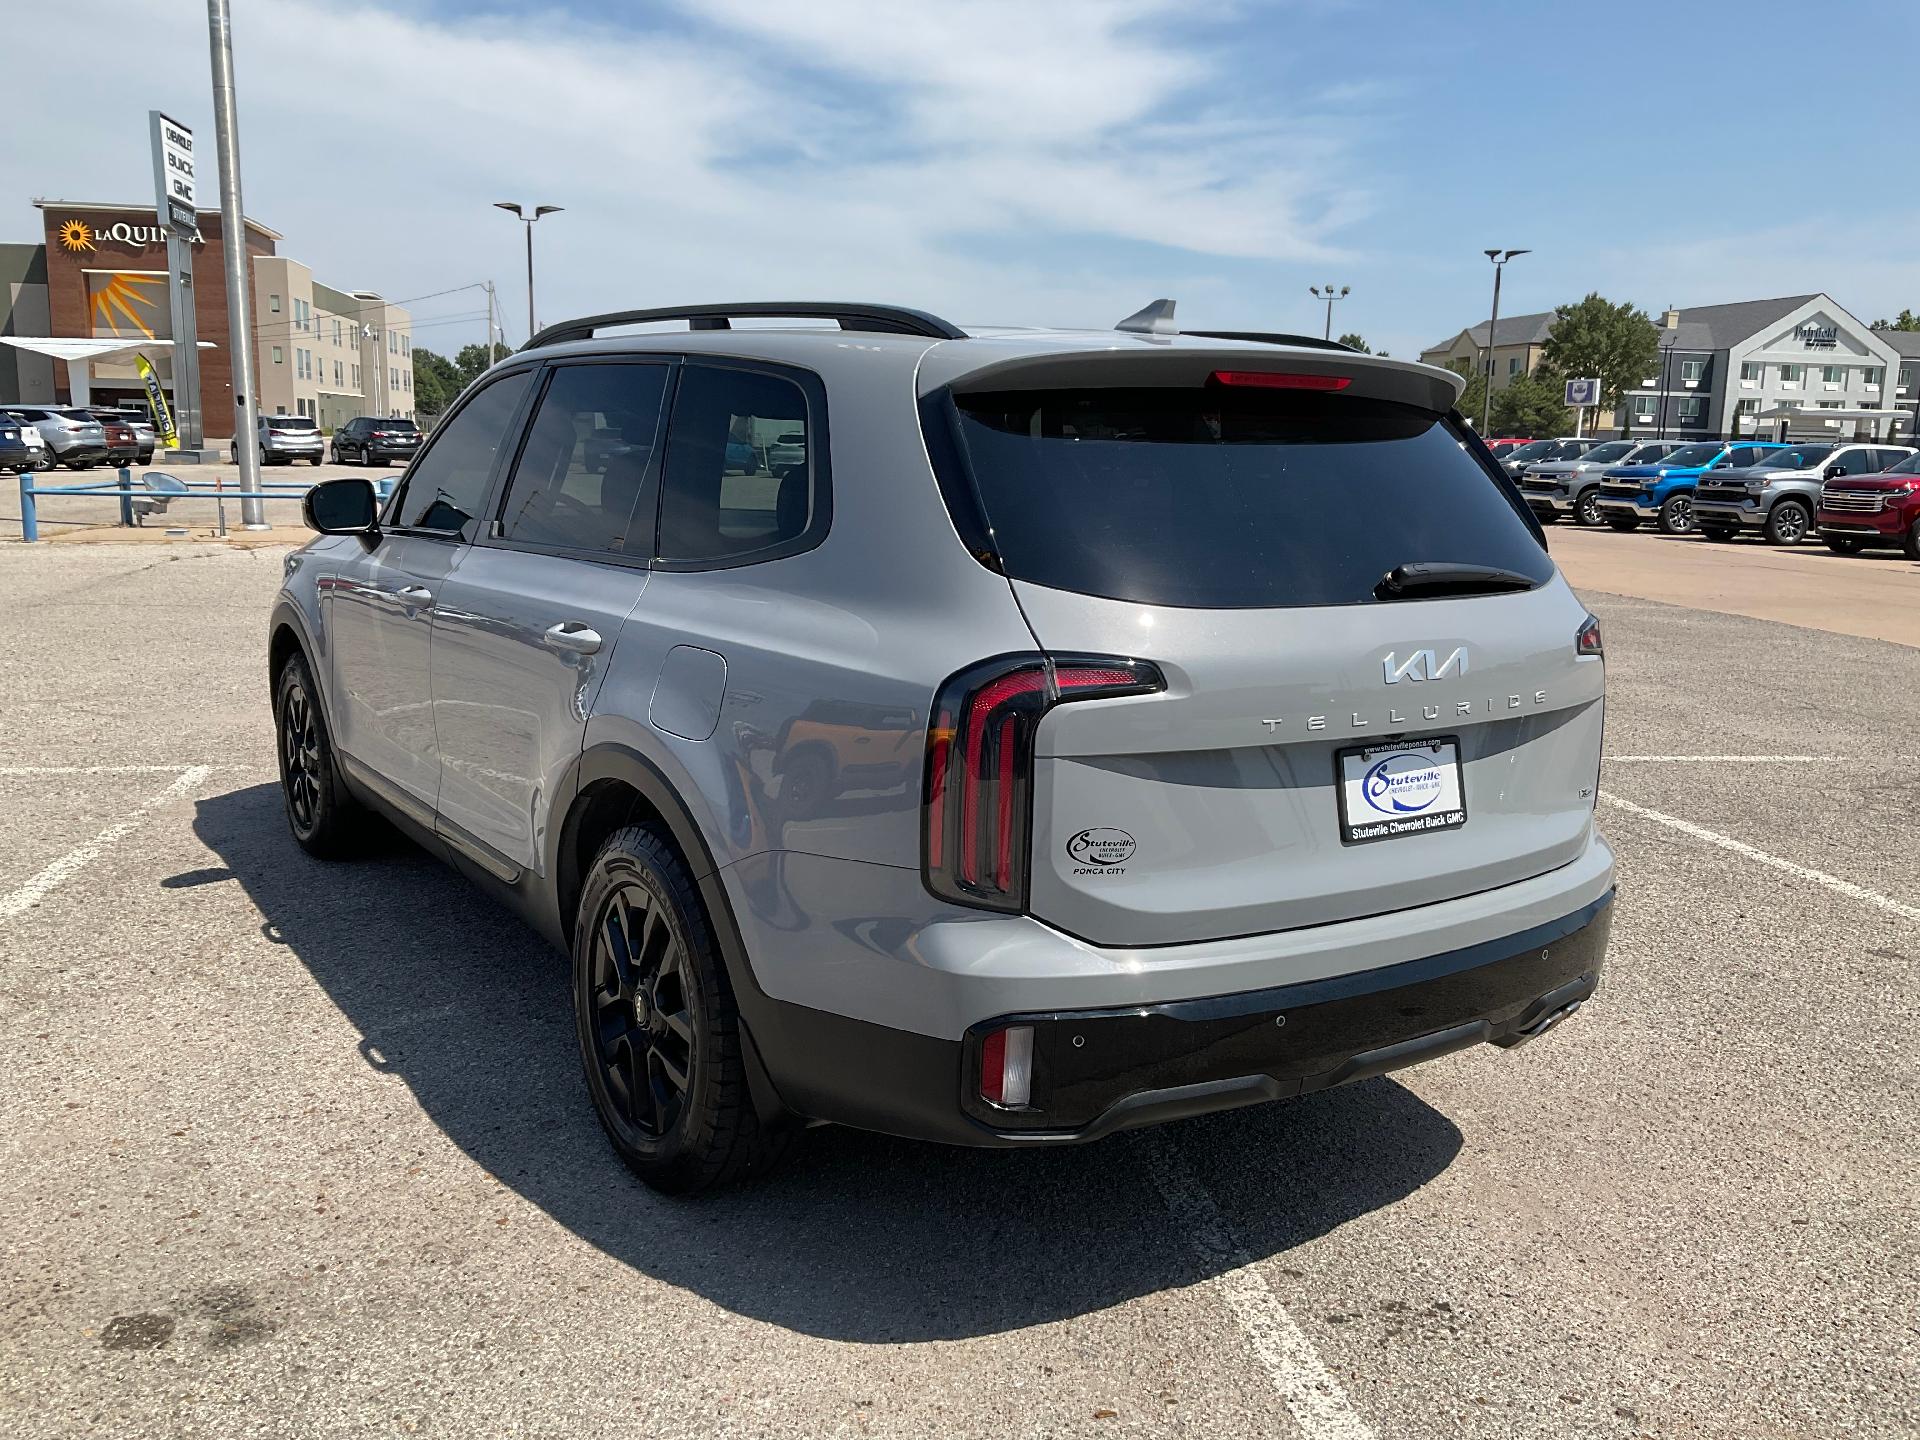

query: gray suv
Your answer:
[270,302,1615,1192]
[1693,441,1914,544]
[248,413,325,466]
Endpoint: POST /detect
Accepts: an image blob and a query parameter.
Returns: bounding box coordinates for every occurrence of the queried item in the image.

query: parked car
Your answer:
[1594,440,1789,535]
[1693,442,1915,544]
[1,405,107,469]
[0,414,37,472]
[330,415,421,466]
[1817,450,1920,559]
[84,410,140,466]
[1483,437,1534,459]
[111,407,158,465]
[1497,436,1601,481]
[1517,439,1690,526]
[242,413,326,466]
[270,301,1614,1193]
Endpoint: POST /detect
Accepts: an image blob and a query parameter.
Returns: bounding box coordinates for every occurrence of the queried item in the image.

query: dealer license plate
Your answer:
[1336,738,1467,845]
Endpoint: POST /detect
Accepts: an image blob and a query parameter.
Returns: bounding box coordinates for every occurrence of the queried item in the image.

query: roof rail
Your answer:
[524,302,967,349]
[1187,329,1360,353]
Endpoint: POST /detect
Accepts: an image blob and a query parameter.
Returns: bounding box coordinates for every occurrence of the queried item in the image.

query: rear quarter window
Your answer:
[942,386,1552,608]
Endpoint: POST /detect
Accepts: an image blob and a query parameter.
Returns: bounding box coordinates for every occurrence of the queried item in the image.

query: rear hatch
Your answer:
[925,348,1604,946]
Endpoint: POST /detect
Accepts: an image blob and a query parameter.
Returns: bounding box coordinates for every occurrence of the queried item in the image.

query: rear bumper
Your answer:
[741,877,1614,1147]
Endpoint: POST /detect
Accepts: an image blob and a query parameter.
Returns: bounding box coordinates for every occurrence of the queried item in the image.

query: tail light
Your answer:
[924,654,1163,912]
[1576,614,1603,658]
[978,1025,1034,1107]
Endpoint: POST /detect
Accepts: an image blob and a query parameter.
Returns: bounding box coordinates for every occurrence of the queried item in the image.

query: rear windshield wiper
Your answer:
[1374,562,1539,600]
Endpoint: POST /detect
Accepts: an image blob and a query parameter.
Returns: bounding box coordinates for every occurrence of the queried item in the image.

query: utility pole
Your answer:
[1480,249,1529,433]
[208,0,264,527]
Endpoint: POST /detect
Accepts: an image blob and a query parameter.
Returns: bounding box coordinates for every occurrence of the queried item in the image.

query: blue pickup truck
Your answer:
[1593,440,1790,534]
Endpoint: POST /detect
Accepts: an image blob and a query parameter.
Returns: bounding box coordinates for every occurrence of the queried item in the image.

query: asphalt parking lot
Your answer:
[2,535,1916,1439]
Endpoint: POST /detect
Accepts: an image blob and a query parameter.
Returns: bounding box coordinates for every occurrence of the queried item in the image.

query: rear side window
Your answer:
[946,387,1552,609]
[498,363,667,557]
[393,369,533,540]
[657,365,818,564]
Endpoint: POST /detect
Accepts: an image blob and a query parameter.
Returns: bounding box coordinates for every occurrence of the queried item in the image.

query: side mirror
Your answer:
[1823,465,1845,479]
[304,476,378,534]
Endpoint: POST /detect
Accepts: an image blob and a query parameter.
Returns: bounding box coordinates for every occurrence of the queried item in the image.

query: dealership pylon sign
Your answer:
[150,112,199,239]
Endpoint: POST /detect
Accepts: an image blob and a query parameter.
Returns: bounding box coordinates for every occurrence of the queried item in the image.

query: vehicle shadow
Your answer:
[191,781,1465,1343]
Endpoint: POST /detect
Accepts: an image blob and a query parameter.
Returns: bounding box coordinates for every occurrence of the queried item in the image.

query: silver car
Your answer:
[270,301,1615,1192]
[2,405,107,469]
[1517,439,1687,526]
[249,413,326,466]
[1693,441,1914,544]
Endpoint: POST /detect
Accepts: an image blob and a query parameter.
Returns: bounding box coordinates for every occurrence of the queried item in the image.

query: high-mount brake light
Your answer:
[924,655,1164,911]
[1209,370,1352,391]
[1576,614,1604,658]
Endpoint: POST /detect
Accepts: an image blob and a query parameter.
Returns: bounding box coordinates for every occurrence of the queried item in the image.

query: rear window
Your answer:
[945,387,1551,609]
[268,416,318,431]
[375,419,419,432]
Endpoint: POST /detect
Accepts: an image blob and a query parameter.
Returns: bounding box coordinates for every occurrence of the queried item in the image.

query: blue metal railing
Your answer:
[15,468,397,541]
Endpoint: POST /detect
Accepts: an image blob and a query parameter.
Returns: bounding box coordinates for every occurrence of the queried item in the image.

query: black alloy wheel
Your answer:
[587,877,698,1141]
[273,653,365,858]
[1766,500,1810,545]
[572,826,799,1192]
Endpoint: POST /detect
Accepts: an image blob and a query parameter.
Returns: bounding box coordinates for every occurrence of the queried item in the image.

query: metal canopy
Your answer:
[0,337,215,407]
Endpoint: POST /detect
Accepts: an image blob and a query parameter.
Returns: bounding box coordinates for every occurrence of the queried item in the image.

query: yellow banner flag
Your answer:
[134,353,179,449]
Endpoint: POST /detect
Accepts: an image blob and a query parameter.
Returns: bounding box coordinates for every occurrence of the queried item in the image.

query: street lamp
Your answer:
[1310,284,1349,341]
[1656,334,1676,441]
[1480,248,1530,433]
[494,202,563,343]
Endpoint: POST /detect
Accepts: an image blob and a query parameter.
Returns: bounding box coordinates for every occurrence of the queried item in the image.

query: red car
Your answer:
[85,410,140,466]
[1818,450,1920,559]
[1484,437,1535,458]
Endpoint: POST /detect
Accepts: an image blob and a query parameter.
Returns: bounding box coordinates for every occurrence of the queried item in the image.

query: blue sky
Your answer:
[9,1,1919,358]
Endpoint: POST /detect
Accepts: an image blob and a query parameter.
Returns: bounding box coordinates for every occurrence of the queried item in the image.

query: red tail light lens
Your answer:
[924,654,1163,912]
[1209,370,1351,391]
[1576,614,1604,658]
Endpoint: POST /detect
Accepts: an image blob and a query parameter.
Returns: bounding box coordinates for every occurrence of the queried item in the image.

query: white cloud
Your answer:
[0,0,1368,347]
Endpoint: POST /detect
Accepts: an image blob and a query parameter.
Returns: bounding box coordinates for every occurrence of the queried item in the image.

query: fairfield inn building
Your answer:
[0,200,413,438]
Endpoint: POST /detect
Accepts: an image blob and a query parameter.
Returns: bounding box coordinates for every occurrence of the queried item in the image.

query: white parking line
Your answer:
[1598,790,1920,925]
[0,764,216,777]
[1,765,212,921]
[1143,1133,1376,1440]
[1605,755,1836,763]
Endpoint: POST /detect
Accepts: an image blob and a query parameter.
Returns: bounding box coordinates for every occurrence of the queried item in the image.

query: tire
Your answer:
[1573,488,1605,527]
[1905,517,1920,563]
[572,825,799,1194]
[309,455,324,467]
[1700,524,1735,543]
[1823,536,1864,556]
[1657,492,1696,535]
[1606,515,1640,533]
[273,652,368,859]
[330,445,341,464]
[1765,499,1811,546]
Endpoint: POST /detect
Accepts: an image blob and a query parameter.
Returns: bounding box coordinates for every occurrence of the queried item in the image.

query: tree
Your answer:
[1337,332,1371,353]
[454,341,514,389]
[1870,309,1920,331]
[411,347,462,417]
[1443,357,1487,427]
[1491,363,1572,437]
[1539,293,1658,432]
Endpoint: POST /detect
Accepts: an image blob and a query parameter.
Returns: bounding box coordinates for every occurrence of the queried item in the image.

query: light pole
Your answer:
[494,202,562,342]
[1480,248,1529,433]
[208,0,266,527]
[1656,336,1675,441]
[1310,284,1349,341]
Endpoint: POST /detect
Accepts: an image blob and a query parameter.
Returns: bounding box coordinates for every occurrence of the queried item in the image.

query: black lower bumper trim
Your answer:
[742,891,1613,1147]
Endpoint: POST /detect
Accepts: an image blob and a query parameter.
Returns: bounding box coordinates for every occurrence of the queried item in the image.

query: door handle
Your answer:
[390,584,433,609]
[544,621,604,655]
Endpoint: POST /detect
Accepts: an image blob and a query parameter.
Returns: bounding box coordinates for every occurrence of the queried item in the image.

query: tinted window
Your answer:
[1885,452,1920,475]
[1760,445,1833,470]
[267,416,317,431]
[658,365,814,563]
[948,387,1552,609]
[393,370,532,539]
[378,419,420,432]
[1502,440,1555,463]
[1663,443,1723,467]
[498,363,667,556]
[1582,442,1634,462]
